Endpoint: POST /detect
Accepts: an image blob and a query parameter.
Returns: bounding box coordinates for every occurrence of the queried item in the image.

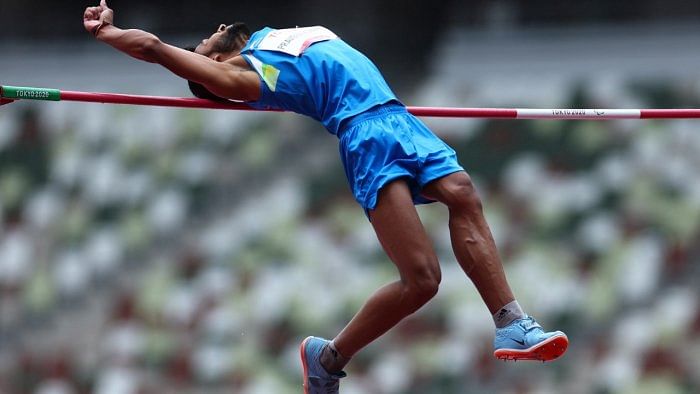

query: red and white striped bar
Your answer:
[410,107,700,119]
[3,85,700,119]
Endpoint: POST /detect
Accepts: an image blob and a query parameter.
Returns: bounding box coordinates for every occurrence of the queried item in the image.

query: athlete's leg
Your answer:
[331,178,441,360]
[421,171,514,315]
[303,145,443,391]
[421,171,568,361]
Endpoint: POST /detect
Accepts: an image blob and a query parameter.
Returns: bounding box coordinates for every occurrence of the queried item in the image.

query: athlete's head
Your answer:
[195,22,251,60]
[188,22,251,101]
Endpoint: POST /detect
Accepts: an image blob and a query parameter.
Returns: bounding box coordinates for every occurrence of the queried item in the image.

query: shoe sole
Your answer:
[300,336,313,394]
[493,333,569,362]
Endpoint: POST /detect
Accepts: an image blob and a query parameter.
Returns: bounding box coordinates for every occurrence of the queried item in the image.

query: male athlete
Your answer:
[84,2,568,392]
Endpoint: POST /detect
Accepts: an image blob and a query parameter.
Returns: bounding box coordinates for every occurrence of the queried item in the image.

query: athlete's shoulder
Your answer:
[245,27,275,48]
[253,25,336,33]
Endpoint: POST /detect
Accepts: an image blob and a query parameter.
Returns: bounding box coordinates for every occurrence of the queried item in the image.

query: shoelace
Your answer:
[518,317,543,332]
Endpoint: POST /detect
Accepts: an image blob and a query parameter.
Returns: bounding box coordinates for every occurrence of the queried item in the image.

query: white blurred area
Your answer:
[1,23,700,394]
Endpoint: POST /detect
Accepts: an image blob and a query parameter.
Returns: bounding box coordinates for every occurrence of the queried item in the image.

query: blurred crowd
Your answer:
[1,55,700,394]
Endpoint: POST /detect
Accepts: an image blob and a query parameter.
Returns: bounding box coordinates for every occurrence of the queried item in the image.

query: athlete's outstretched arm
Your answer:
[83,0,260,101]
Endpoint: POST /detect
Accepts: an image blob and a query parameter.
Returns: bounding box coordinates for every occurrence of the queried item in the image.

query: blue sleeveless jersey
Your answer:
[240,27,400,135]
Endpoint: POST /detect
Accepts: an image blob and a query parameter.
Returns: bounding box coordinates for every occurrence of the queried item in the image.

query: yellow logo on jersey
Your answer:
[261,63,280,92]
[244,54,280,92]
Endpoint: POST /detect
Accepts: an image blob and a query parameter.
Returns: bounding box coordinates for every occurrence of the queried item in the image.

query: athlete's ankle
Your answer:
[493,300,526,328]
[320,341,351,374]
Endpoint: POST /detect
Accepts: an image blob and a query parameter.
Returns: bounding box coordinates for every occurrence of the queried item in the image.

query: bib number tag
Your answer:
[257,26,338,56]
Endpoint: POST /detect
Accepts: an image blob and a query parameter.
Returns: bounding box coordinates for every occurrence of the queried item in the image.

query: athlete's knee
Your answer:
[441,174,483,213]
[402,259,441,309]
[412,270,441,301]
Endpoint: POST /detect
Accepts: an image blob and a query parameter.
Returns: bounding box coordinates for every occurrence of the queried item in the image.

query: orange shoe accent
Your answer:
[494,333,569,362]
[300,336,313,394]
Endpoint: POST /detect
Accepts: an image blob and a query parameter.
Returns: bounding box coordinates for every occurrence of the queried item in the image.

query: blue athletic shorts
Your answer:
[338,103,464,213]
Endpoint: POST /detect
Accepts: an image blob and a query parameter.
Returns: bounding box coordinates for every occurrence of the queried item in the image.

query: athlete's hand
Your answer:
[84,0,114,37]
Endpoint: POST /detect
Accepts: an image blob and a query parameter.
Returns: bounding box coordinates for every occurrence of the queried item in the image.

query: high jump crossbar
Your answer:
[3,85,700,120]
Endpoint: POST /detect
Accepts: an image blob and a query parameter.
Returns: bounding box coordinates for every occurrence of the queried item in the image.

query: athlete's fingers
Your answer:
[84,7,97,20]
[100,0,109,9]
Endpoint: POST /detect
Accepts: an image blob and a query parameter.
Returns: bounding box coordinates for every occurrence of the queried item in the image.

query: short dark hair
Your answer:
[185,22,252,102]
[212,22,251,53]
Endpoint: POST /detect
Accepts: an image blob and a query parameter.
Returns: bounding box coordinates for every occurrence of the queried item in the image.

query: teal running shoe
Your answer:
[493,316,568,361]
[300,336,347,394]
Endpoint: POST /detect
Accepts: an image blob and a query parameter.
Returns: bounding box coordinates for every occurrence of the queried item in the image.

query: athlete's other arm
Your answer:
[83,0,260,101]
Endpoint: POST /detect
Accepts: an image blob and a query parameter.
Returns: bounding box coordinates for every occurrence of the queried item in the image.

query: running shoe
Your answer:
[493,316,568,361]
[300,336,347,394]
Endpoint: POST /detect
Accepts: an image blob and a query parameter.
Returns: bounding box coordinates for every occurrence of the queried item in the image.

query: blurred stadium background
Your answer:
[1,1,700,393]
